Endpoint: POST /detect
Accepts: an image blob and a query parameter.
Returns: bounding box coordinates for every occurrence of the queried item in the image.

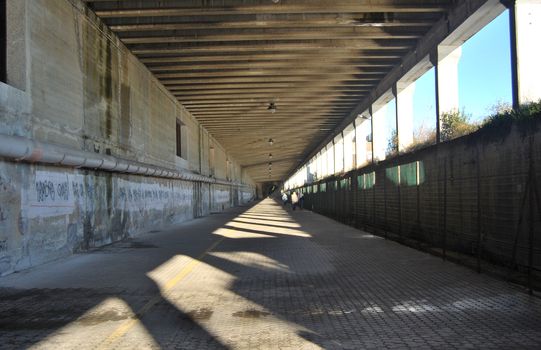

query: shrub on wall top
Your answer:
[440,109,477,142]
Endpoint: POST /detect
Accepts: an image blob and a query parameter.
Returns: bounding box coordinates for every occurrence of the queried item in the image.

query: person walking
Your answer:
[299,191,304,210]
[281,192,288,206]
[291,191,299,210]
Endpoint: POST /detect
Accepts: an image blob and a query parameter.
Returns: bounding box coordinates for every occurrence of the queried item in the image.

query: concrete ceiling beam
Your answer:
[139,53,405,63]
[109,18,436,32]
[89,2,450,18]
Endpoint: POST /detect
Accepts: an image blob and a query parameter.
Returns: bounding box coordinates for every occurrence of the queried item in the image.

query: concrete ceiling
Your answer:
[84,0,453,182]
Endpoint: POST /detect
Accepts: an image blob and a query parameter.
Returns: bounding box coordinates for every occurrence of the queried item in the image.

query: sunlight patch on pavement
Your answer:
[210,251,291,273]
[30,298,159,350]
[226,221,311,238]
[233,217,301,228]
[213,226,277,239]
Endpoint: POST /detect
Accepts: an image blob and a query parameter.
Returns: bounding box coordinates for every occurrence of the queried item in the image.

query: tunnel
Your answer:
[1,0,541,348]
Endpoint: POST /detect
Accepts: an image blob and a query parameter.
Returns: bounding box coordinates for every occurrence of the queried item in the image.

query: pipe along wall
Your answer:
[0,140,254,276]
[296,119,541,290]
[0,0,255,276]
[0,84,255,276]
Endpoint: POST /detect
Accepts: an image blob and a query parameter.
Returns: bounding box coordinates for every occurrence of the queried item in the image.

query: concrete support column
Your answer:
[334,133,344,174]
[341,131,345,173]
[437,46,462,114]
[355,113,370,167]
[352,120,357,169]
[314,156,319,180]
[329,141,335,175]
[509,0,541,106]
[433,45,462,142]
[369,110,374,164]
[309,162,315,183]
[319,151,323,179]
[321,146,327,177]
[371,104,387,162]
[394,81,416,152]
[321,149,327,177]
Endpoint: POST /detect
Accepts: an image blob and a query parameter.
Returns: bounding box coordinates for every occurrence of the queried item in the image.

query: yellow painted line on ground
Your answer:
[97,237,225,350]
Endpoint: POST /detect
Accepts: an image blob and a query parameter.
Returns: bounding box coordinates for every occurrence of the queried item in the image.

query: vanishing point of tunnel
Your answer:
[1,0,541,349]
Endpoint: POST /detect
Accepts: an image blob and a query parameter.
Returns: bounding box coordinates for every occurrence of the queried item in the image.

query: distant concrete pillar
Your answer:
[437,46,462,114]
[433,45,462,142]
[371,104,387,162]
[509,0,541,107]
[394,82,416,152]
[355,115,369,167]
[325,142,334,176]
[320,151,324,177]
[341,131,345,173]
[329,141,335,175]
[352,120,358,169]
[368,108,374,163]
[316,151,322,179]
[334,132,344,174]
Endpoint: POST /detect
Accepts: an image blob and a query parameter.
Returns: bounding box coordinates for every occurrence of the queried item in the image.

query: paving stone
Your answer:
[0,199,540,349]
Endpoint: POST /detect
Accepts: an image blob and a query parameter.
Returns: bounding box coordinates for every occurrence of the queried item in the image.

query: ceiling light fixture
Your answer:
[268,138,274,146]
[267,102,276,113]
[269,153,273,159]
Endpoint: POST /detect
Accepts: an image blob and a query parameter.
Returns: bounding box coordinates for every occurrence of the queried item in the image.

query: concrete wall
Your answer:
[301,119,541,275]
[0,0,255,275]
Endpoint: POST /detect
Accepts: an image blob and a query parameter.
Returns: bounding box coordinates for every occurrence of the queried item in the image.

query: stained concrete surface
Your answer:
[0,199,541,349]
[0,0,255,276]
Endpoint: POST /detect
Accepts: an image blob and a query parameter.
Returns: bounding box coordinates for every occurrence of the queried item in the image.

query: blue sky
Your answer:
[412,68,436,131]
[405,10,512,134]
[458,10,512,121]
[300,10,514,181]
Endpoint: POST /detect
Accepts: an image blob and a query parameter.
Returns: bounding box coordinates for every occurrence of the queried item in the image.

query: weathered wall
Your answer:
[300,120,541,277]
[0,0,255,275]
[20,0,240,176]
[0,163,196,273]
[211,184,234,213]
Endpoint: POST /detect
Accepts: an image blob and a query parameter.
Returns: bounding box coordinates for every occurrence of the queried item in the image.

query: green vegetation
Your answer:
[402,100,541,151]
[409,124,436,151]
[478,100,541,141]
[482,100,541,128]
[440,109,477,141]
[387,129,398,155]
[384,100,541,155]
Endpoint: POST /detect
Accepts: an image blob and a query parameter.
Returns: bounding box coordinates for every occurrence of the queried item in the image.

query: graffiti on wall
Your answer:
[24,171,194,218]
[25,171,84,218]
[115,179,192,212]
[24,171,245,220]
[214,189,230,205]
[242,191,253,203]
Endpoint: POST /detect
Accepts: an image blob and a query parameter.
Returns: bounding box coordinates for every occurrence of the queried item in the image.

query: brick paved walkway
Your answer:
[1,198,541,349]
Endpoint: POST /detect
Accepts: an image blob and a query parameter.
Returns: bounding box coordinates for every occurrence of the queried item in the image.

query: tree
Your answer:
[440,109,477,141]
[386,129,398,155]
[488,100,512,116]
[410,122,437,150]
